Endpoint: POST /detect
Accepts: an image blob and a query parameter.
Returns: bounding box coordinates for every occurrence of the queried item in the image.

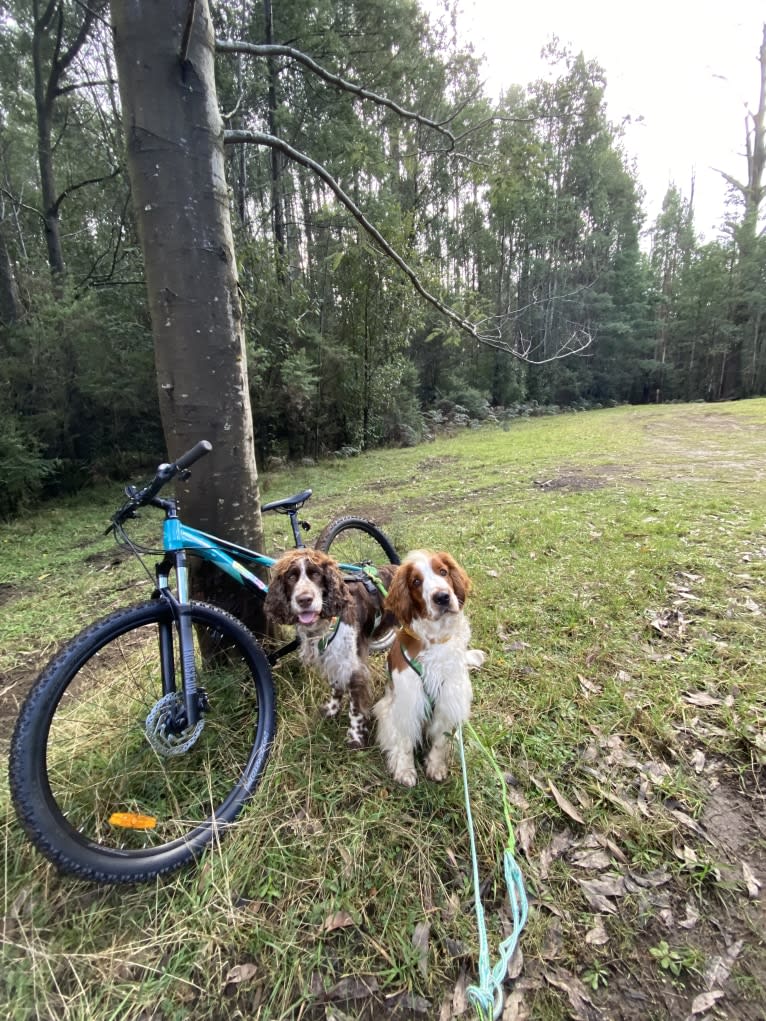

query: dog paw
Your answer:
[346,732,369,750]
[321,697,342,718]
[346,720,369,749]
[466,648,486,670]
[425,760,449,782]
[393,767,418,787]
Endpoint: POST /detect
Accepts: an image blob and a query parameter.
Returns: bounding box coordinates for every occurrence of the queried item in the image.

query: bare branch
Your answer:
[217,39,459,149]
[55,78,117,98]
[54,0,107,83]
[224,130,591,363]
[52,166,121,214]
[0,188,46,225]
[715,168,746,197]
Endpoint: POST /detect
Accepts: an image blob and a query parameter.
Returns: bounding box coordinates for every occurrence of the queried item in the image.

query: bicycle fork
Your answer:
[155,551,203,731]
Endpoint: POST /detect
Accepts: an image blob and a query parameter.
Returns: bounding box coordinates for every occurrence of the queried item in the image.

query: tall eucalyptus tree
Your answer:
[111,0,268,626]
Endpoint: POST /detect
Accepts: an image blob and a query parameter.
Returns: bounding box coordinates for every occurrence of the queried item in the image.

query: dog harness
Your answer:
[317,615,341,654]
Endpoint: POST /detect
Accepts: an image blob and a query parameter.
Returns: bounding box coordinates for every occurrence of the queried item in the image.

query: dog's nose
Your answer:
[433,590,451,608]
[296,593,314,608]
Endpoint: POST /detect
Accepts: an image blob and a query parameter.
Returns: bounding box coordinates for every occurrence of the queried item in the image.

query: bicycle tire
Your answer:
[314,515,400,567]
[9,600,275,883]
[315,516,400,652]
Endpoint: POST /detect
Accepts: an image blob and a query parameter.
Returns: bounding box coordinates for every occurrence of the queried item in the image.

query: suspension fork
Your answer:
[155,552,201,727]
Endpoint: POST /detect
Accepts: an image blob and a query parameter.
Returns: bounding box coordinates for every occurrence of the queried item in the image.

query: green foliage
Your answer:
[1,0,764,514]
[0,283,161,500]
[0,410,55,517]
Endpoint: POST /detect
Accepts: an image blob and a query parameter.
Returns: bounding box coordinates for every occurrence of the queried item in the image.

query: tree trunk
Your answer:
[0,225,23,325]
[32,1,66,286]
[264,0,287,282]
[111,0,268,632]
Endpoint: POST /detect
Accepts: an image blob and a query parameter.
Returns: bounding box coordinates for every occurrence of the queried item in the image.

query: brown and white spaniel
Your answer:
[373,550,485,786]
[264,548,396,748]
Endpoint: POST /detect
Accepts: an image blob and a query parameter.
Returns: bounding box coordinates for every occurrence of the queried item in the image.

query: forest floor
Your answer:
[1,400,765,1020]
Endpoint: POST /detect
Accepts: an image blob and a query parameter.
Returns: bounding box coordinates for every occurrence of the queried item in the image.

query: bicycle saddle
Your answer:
[261,489,313,513]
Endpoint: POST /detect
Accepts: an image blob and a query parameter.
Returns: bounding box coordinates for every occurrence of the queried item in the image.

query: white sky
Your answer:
[420,0,765,241]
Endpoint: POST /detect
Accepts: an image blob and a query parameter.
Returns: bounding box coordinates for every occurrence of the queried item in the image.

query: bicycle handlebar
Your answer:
[109,440,213,529]
[173,440,213,471]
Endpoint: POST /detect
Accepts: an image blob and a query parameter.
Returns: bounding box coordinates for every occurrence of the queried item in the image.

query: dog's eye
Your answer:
[438,568,448,577]
[412,578,421,588]
[307,567,321,581]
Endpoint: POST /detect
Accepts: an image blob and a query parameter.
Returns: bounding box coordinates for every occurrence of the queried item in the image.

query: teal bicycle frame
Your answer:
[163,518,273,596]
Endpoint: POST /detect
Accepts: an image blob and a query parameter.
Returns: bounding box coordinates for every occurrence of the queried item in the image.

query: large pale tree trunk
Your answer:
[111,0,268,631]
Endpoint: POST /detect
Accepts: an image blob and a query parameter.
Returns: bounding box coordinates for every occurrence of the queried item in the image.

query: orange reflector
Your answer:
[108,811,158,830]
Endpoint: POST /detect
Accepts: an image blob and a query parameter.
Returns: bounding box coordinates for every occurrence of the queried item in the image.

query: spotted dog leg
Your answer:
[322,686,344,719]
[346,703,369,749]
[346,670,372,749]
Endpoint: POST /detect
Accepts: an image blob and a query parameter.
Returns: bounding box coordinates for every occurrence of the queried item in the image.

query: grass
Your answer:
[2,399,766,1020]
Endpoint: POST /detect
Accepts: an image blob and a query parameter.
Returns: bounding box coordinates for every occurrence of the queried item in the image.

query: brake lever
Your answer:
[105,504,139,535]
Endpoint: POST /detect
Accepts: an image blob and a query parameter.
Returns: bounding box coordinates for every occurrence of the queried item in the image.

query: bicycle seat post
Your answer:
[288,509,306,548]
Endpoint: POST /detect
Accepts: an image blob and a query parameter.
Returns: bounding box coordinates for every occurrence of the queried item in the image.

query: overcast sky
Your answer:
[420,0,765,240]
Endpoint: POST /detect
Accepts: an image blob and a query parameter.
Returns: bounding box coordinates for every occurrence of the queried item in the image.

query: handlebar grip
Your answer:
[174,440,212,471]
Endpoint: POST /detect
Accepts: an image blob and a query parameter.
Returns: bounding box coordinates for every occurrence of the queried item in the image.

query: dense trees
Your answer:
[1,0,765,518]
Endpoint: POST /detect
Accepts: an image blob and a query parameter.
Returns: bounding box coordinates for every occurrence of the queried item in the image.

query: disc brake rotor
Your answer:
[145,691,205,756]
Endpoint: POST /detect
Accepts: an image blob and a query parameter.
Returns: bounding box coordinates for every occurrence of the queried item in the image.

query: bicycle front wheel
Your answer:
[315,516,400,652]
[9,600,275,883]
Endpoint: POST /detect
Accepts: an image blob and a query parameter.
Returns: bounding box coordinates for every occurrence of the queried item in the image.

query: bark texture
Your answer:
[112,0,267,627]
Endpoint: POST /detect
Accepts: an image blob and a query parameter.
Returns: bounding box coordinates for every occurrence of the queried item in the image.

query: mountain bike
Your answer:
[8,441,399,883]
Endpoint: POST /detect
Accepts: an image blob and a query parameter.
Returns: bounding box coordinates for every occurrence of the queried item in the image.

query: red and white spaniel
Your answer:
[264,549,396,748]
[373,550,485,786]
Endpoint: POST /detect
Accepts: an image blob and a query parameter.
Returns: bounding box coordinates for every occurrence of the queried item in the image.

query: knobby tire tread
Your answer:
[9,600,275,883]
[314,515,400,564]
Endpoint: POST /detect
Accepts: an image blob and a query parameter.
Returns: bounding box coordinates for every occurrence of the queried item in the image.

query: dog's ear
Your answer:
[441,552,471,607]
[319,553,350,617]
[384,562,413,624]
[264,558,294,624]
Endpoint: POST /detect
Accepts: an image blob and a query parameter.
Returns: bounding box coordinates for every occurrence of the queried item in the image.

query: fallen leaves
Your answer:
[703,938,744,990]
[577,874,625,914]
[547,780,585,826]
[543,968,605,1021]
[411,920,430,978]
[321,910,355,933]
[224,962,258,986]
[584,916,609,946]
[689,989,725,1015]
[741,860,762,899]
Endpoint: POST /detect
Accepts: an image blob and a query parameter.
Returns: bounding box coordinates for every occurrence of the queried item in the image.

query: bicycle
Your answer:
[8,441,399,884]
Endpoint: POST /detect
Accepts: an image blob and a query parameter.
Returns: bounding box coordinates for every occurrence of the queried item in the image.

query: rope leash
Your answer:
[352,560,528,1015]
[457,721,529,1021]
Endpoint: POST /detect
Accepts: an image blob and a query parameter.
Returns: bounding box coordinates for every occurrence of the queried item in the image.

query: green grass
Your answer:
[2,400,766,1020]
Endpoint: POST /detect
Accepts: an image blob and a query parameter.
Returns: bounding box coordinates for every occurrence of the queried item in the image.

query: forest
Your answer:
[1,0,765,517]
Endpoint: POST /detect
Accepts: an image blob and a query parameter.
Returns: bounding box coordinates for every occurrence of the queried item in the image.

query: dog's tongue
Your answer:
[299,610,319,625]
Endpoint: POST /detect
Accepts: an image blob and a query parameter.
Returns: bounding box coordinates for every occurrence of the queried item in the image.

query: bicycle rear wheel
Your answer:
[9,600,275,883]
[315,516,400,652]
[314,515,400,568]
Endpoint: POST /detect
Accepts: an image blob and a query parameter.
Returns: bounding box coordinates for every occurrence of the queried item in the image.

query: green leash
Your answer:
[457,721,529,1021]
